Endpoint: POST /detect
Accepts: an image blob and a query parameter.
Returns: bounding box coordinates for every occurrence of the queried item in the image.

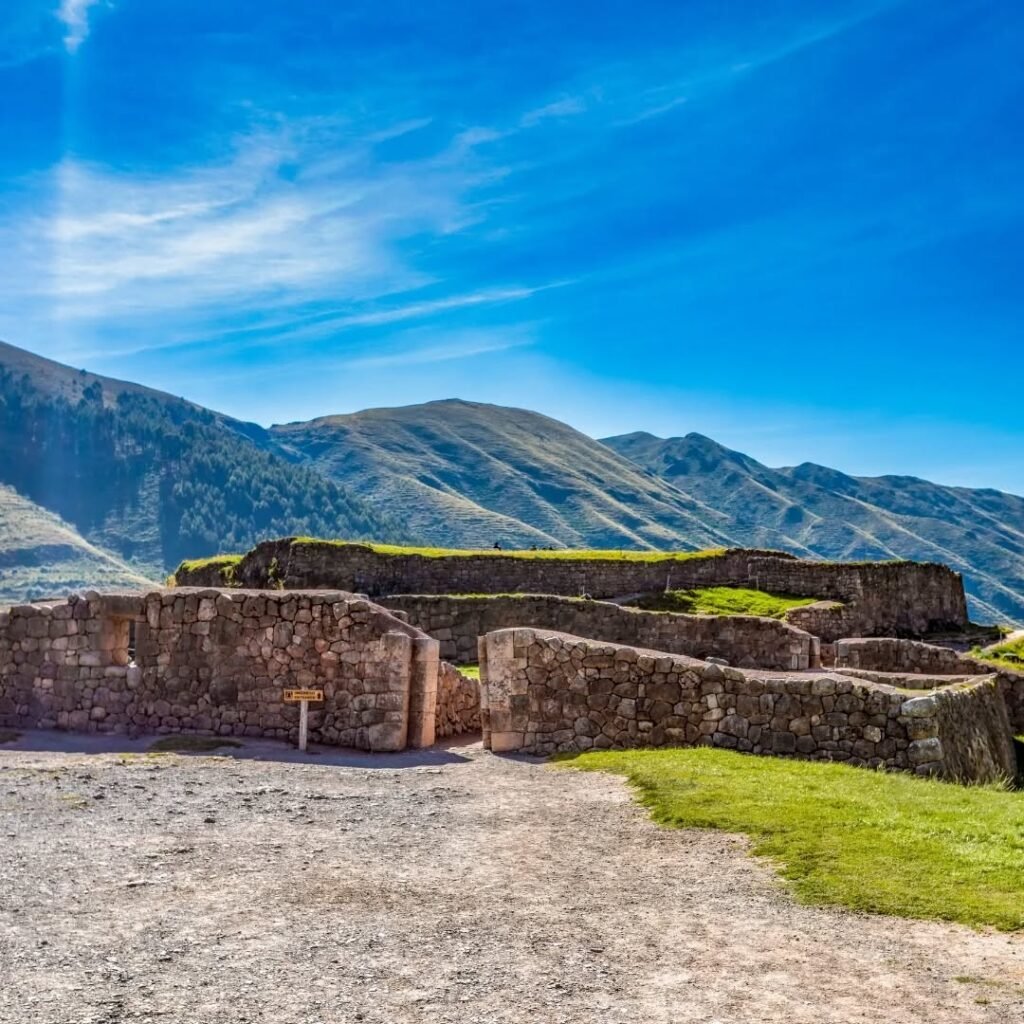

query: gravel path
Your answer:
[1,734,1022,1023]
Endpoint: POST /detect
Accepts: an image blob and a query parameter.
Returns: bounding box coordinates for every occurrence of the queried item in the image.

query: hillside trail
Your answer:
[1,736,1021,1024]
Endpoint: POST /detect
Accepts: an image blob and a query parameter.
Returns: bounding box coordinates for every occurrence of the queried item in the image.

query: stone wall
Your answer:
[383,594,816,672]
[184,539,970,641]
[477,628,1016,783]
[827,668,980,691]
[832,638,1024,735]
[835,638,988,676]
[905,680,1017,784]
[0,589,447,751]
[436,663,481,738]
[989,667,1024,735]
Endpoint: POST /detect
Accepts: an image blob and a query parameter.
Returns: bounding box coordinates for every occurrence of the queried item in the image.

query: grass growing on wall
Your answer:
[974,635,1024,672]
[288,538,732,562]
[631,586,819,619]
[173,554,243,581]
[556,747,1024,931]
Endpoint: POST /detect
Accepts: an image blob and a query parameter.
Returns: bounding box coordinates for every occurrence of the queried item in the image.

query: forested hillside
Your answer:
[0,342,401,580]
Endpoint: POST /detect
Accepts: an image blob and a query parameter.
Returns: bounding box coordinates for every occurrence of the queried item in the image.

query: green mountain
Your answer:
[269,400,735,551]
[3,339,1022,624]
[0,483,156,605]
[0,340,401,586]
[602,431,1024,624]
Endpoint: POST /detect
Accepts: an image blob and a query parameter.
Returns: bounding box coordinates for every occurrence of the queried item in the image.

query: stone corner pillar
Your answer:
[406,636,440,750]
[373,630,414,752]
[478,629,531,754]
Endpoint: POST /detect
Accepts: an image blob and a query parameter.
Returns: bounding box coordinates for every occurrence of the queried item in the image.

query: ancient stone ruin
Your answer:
[476,628,1016,783]
[2,541,1021,784]
[0,589,478,751]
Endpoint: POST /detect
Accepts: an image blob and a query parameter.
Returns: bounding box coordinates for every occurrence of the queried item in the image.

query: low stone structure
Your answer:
[384,593,817,672]
[180,539,970,642]
[0,588,478,751]
[830,636,1024,735]
[835,638,989,676]
[477,627,1017,783]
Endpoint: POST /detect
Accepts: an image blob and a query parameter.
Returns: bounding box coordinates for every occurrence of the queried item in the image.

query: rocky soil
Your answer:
[1,733,1022,1023]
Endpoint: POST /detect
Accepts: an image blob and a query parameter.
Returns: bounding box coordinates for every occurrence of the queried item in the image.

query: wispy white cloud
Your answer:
[0,114,561,365]
[519,96,588,127]
[20,128,470,322]
[339,326,534,370]
[57,0,101,53]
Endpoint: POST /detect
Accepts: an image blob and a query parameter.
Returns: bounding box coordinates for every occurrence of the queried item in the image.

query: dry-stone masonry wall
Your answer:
[384,594,816,672]
[835,638,989,676]
[830,637,1024,734]
[477,627,1016,783]
[0,589,453,752]
[190,539,970,641]
[826,668,981,691]
[436,662,481,738]
[994,667,1024,734]
[903,680,1017,784]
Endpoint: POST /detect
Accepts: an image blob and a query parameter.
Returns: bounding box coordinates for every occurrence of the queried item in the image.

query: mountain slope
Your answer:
[270,400,736,551]
[0,483,155,604]
[603,431,1024,623]
[0,340,403,582]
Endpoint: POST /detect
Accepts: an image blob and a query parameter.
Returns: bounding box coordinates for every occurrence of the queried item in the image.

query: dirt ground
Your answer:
[1,732,1022,1024]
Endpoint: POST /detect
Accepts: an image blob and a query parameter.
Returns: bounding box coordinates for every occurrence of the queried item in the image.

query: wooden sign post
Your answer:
[283,689,324,752]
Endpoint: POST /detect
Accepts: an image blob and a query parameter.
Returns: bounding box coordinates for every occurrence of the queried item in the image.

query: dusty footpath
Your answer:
[0,734,1022,1024]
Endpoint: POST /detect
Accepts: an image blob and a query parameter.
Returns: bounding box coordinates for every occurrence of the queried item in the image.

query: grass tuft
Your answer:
[147,736,243,754]
[173,554,243,581]
[557,747,1024,931]
[630,586,820,619]
[0,729,21,745]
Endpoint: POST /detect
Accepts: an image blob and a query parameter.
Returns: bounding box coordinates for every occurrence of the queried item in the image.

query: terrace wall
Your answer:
[477,628,1015,783]
[835,638,988,676]
[187,539,969,641]
[384,593,816,671]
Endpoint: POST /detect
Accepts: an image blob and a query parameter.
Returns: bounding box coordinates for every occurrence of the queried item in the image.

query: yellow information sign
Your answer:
[283,689,324,702]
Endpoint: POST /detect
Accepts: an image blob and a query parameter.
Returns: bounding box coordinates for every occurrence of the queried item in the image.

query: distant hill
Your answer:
[0,483,155,604]
[2,338,1022,624]
[602,431,1024,624]
[0,340,402,586]
[270,400,735,551]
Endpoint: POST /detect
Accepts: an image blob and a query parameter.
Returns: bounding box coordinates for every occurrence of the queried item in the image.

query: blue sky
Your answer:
[1,1,1022,490]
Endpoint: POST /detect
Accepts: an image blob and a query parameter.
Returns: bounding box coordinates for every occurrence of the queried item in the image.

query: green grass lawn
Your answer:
[289,538,731,562]
[456,664,480,680]
[631,585,820,618]
[557,747,1024,930]
[974,636,1024,673]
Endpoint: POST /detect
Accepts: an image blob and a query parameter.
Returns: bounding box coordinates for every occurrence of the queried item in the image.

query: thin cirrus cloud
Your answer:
[7,124,503,336]
[337,326,535,371]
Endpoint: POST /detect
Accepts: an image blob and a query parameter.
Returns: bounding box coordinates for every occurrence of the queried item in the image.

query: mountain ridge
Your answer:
[601,430,1024,623]
[1,339,1022,623]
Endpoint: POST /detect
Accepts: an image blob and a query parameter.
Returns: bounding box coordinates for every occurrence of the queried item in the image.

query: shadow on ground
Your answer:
[0,728,480,768]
